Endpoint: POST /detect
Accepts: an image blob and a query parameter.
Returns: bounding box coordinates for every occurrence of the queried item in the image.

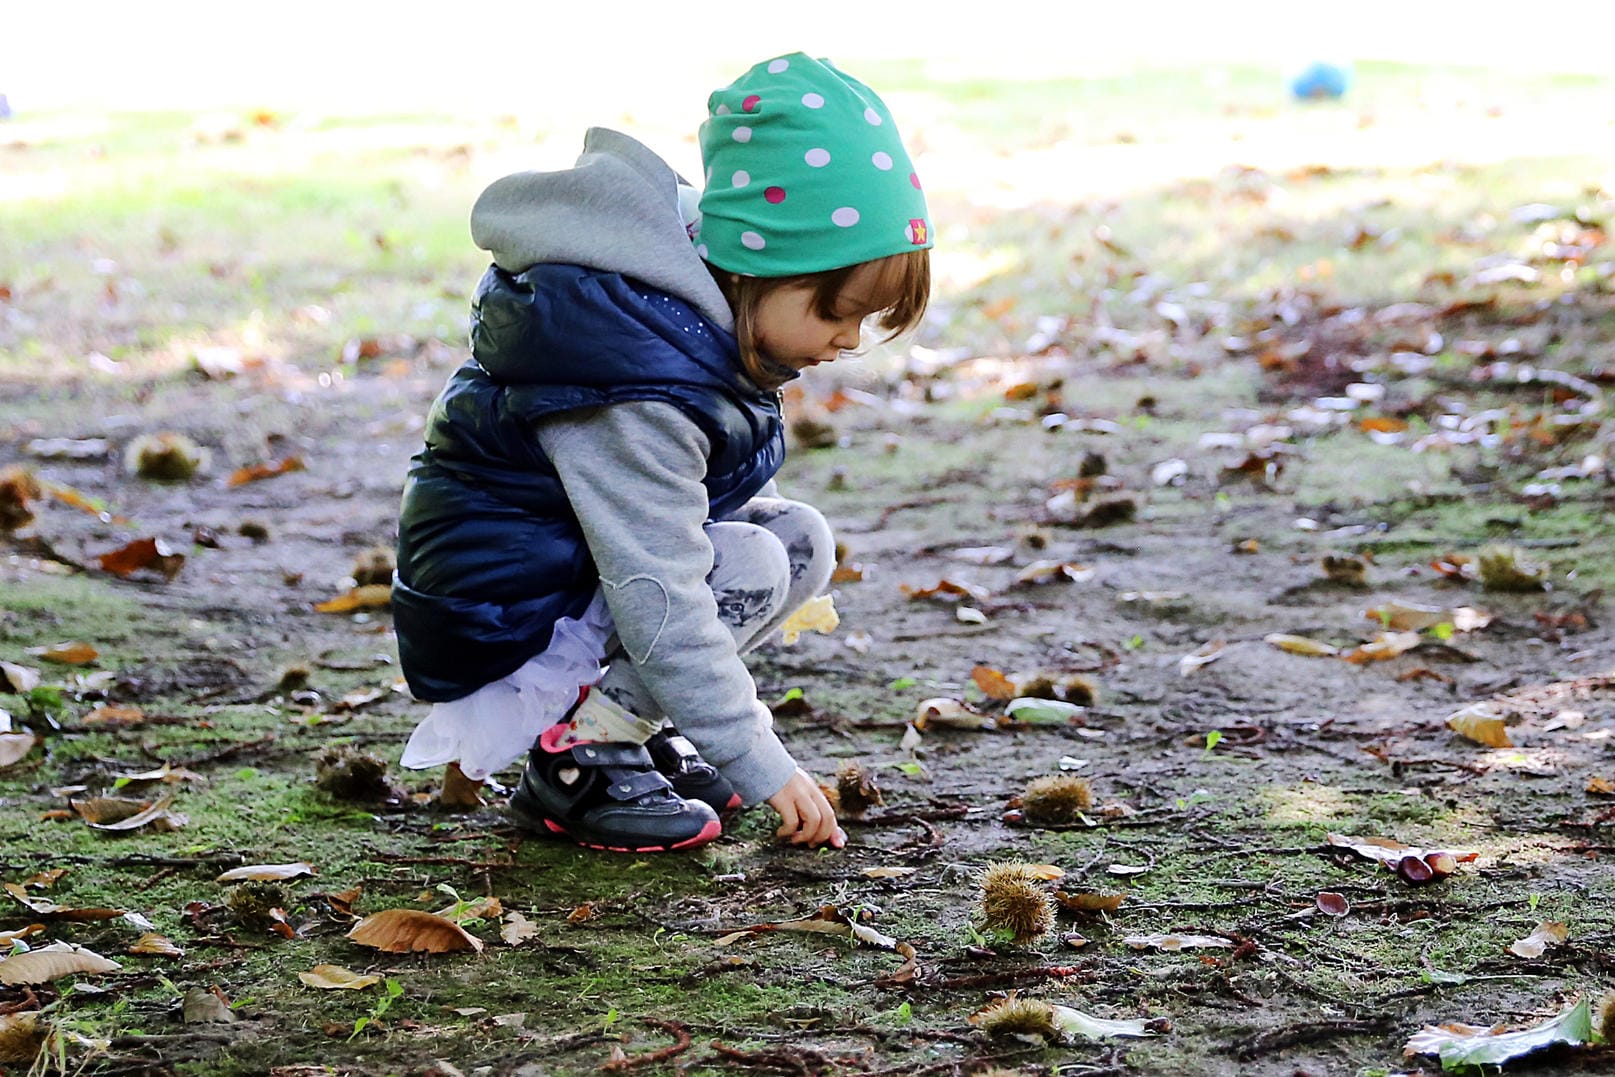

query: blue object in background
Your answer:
[1290,62,1351,101]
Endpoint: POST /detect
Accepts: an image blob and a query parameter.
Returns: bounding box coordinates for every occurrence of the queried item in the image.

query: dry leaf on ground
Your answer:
[0,662,41,693]
[314,585,392,614]
[971,665,1018,700]
[129,933,184,956]
[0,925,45,947]
[299,964,382,990]
[0,733,38,768]
[1446,702,1513,748]
[1013,560,1095,585]
[216,863,317,883]
[501,910,539,946]
[1177,639,1226,677]
[29,641,98,666]
[913,697,990,730]
[1363,602,1492,632]
[779,594,839,644]
[347,908,483,954]
[1507,922,1567,959]
[3,883,124,920]
[96,537,185,581]
[1404,996,1593,1068]
[901,578,991,604]
[1123,934,1233,951]
[1342,631,1422,664]
[1264,633,1339,657]
[1056,891,1126,913]
[87,795,187,833]
[227,456,305,487]
[0,942,121,984]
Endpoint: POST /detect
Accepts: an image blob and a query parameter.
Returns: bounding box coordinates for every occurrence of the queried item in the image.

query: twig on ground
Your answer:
[599,1018,692,1071]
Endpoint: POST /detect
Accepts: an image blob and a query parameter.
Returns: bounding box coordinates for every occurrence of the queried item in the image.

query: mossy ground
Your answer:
[4,60,1615,1077]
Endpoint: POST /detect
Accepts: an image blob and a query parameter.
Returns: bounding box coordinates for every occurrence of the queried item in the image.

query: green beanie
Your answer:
[696,52,932,277]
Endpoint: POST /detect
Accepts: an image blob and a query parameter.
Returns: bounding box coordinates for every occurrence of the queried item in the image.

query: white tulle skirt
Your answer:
[398,593,613,781]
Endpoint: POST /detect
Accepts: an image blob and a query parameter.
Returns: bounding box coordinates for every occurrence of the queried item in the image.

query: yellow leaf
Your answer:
[1343,631,1422,664]
[347,908,483,954]
[1264,633,1339,657]
[861,867,917,880]
[779,594,838,644]
[1586,776,1615,796]
[1446,702,1513,748]
[970,665,1018,701]
[298,964,382,990]
[314,584,392,614]
[128,933,184,957]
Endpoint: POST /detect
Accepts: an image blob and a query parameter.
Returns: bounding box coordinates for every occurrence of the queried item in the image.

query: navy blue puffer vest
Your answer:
[393,263,784,702]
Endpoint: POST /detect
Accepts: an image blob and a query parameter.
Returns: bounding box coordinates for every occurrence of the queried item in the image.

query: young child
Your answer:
[391,53,932,853]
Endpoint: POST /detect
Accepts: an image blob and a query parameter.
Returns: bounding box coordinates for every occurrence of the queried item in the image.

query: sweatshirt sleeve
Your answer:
[534,401,799,805]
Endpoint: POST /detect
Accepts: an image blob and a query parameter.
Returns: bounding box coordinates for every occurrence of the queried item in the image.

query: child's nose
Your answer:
[832,324,861,350]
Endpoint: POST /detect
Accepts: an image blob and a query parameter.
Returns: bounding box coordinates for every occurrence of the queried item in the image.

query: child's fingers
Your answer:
[774,796,802,840]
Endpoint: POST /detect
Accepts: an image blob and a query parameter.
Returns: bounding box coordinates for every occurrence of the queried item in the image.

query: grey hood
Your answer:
[469,128,733,332]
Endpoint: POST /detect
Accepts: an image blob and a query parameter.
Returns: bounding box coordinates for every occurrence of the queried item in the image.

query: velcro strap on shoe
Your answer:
[570,741,657,768]
[570,688,662,745]
[601,770,673,801]
[662,735,700,761]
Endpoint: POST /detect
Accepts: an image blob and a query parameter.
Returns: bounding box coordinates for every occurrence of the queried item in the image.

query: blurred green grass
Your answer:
[1,60,1611,382]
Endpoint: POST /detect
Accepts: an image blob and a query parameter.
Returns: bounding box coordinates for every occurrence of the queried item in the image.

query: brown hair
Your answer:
[710,249,931,388]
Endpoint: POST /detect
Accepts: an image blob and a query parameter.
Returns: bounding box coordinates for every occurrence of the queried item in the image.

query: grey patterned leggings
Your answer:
[597,496,835,719]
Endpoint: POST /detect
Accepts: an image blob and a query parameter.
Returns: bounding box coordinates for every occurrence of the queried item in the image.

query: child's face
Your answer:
[752,261,888,374]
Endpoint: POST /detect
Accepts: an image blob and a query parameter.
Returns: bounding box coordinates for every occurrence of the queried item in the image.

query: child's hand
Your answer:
[767,768,846,849]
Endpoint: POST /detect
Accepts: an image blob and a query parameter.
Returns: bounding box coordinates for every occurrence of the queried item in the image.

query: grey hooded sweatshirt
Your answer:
[468,128,798,806]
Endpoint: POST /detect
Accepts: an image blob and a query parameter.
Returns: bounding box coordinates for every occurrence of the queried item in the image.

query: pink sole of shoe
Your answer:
[539,816,721,853]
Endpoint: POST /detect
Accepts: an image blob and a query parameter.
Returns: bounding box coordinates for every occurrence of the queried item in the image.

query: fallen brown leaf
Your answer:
[226,456,305,487]
[971,665,1018,701]
[0,942,121,984]
[314,585,392,614]
[81,704,146,726]
[95,537,184,581]
[347,908,483,954]
[1343,631,1422,664]
[128,933,184,957]
[298,964,381,990]
[1507,921,1567,959]
[30,641,98,666]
